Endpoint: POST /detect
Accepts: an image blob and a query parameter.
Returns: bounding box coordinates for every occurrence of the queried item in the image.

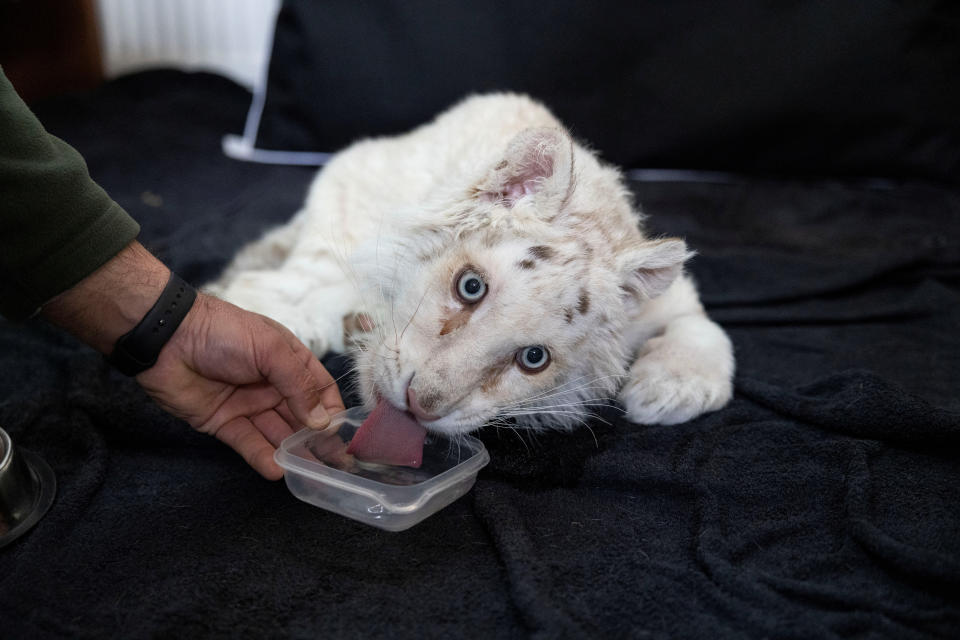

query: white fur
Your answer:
[207,93,734,435]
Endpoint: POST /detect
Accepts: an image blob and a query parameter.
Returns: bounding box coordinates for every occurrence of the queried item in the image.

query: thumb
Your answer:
[255,321,344,429]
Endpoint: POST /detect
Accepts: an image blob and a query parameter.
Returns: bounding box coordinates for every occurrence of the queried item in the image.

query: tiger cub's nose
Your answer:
[406,386,441,422]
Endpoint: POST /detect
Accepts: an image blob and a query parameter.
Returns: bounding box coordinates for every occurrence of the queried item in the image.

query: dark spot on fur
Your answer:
[439,307,475,336]
[564,308,574,323]
[529,245,556,261]
[343,312,375,335]
[495,160,508,170]
[518,259,536,270]
[481,356,513,393]
[577,289,590,315]
[342,312,375,348]
[620,283,638,297]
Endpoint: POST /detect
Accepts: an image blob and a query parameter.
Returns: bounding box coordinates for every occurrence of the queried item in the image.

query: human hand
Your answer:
[137,293,345,479]
[43,241,344,479]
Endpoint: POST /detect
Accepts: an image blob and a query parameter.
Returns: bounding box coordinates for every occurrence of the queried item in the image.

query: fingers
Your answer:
[159,298,348,480]
[200,382,284,436]
[256,317,346,430]
[251,409,296,447]
[275,401,300,431]
[214,415,285,480]
[305,353,347,417]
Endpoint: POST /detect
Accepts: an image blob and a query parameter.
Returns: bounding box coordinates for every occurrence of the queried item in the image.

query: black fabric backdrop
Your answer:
[1,71,959,639]
[254,0,960,184]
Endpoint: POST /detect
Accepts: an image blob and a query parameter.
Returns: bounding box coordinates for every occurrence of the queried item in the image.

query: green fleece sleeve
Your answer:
[0,67,140,321]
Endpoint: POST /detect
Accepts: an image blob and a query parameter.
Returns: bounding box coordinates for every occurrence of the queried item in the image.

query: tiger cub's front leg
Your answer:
[618,276,734,425]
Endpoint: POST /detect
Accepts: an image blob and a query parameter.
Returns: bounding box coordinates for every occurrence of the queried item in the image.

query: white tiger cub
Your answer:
[207,94,734,436]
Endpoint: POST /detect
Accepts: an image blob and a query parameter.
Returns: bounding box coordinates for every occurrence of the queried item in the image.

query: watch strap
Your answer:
[107,272,197,376]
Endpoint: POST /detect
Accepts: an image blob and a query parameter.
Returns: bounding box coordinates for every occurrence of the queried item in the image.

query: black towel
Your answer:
[0,71,957,639]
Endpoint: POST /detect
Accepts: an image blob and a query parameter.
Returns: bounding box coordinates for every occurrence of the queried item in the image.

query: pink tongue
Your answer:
[345,399,427,468]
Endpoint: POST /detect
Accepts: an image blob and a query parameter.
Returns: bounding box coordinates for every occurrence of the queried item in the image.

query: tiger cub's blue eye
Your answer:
[517,345,550,372]
[456,269,487,303]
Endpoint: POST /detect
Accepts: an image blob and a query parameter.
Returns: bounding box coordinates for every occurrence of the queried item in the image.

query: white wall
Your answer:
[96,0,280,89]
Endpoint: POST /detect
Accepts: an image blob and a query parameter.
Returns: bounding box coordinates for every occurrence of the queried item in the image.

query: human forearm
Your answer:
[40,240,170,354]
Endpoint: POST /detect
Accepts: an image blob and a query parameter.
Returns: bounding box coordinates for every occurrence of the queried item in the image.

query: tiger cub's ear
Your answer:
[618,239,693,300]
[476,127,574,210]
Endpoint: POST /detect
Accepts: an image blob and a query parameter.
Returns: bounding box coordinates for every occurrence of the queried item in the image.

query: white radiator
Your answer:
[96,0,280,89]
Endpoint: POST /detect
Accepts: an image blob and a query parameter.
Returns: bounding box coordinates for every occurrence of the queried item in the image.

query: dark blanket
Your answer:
[1,71,958,639]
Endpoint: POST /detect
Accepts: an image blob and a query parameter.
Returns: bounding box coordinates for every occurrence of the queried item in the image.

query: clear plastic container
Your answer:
[274,407,489,531]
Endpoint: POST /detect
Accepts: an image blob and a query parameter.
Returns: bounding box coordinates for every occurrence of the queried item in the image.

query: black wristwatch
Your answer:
[107,272,197,376]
